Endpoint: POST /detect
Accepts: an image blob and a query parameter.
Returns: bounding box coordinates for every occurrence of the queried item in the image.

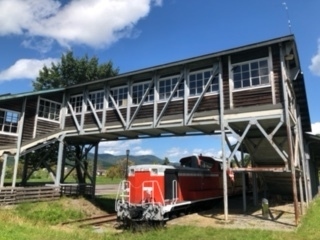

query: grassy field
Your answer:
[0,195,320,240]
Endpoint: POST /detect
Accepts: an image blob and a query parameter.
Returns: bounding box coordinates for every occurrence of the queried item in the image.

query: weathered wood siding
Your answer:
[130,105,153,120]
[22,98,37,141]
[157,100,183,117]
[84,111,103,126]
[65,115,81,130]
[35,119,60,137]
[0,134,16,146]
[189,95,219,113]
[271,44,283,104]
[233,87,273,108]
[229,45,280,109]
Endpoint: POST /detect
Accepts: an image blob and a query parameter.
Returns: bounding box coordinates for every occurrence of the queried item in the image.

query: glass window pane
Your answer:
[242,72,249,79]
[234,81,241,88]
[243,80,250,87]
[259,60,268,68]
[260,67,269,76]
[252,77,260,85]
[234,73,241,81]
[251,70,259,78]
[250,62,258,69]
[233,65,240,73]
[241,64,249,72]
[204,71,211,79]
[261,76,269,84]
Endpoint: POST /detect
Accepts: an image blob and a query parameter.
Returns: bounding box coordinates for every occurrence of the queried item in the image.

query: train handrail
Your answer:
[142,180,165,206]
[115,180,130,211]
[172,180,178,204]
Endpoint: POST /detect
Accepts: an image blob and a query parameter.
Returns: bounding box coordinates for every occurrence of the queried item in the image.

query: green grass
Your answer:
[14,200,84,224]
[1,196,320,240]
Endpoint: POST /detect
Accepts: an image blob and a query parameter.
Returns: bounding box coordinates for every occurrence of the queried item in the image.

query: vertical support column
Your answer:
[0,154,8,188]
[21,154,29,185]
[298,173,304,215]
[12,97,26,187]
[252,172,258,206]
[297,106,310,205]
[183,67,188,125]
[280,43,299,225]
[126,79,132,129]
[92,143,99,199]
[218,58,228,221]
[304,142,312,201]
[241,148,247,213]
[55,134,65,186]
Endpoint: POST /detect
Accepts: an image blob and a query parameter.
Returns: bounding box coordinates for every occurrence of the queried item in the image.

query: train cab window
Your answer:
[180,156,199,168]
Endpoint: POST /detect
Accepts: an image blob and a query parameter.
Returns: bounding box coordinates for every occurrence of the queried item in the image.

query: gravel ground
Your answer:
[167,197,299,232]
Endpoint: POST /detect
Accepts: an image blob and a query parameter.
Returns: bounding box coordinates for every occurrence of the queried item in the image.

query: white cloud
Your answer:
[0,58,59,82]
[0,0,162,51]
[227,135,238,145]
[99,139,153,156]
[311,122,320,134]
[165,147,189,159]
[133,147,154,155]
[309,39,320,76]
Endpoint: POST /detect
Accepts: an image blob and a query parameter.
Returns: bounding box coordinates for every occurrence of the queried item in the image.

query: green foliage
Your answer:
[32,51,119,90]
[163,157,170,165]
[106,158,135,180]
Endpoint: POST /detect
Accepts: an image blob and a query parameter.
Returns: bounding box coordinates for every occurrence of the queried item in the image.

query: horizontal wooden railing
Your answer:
[0,184,94,205]
[60,183,93,197]
[0,186,60,205]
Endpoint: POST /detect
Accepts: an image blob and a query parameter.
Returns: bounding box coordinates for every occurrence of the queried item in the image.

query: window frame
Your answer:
[231,57,271,91]
[132,81,154,105]
[88,90,105,111]
[108,86,128,108]
[188,68,219,97]
[69,94,83,114]
[38,98,61,122]
[158,75,184,101]
[0,108,20,135]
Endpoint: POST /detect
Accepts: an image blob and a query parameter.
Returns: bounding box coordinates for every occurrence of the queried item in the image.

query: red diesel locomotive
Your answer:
[115,155,241,223]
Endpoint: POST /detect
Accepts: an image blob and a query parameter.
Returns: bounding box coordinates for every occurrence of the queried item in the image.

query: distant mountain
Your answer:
[88,153,163,168]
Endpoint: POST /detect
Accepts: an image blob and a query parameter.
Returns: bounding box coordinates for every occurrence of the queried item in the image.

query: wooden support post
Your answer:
[0,154,8,188]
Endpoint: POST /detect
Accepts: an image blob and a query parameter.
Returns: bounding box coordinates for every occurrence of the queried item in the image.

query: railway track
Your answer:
[61,213,118,227]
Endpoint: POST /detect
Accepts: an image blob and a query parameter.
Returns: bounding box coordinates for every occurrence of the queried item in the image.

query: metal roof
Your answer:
[0,88,64,101]
[66,34,296,89]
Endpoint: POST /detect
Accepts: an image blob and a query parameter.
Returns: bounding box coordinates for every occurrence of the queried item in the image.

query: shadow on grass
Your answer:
[86,195,117,213]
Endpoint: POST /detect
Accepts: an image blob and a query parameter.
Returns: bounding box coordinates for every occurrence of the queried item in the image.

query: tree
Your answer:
[106,158,135,180]
[163,157,170,165]
[32,51,119,90]
[28,52,119,185]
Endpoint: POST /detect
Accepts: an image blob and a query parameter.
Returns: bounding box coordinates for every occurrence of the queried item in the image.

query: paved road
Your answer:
[95,184,119,195]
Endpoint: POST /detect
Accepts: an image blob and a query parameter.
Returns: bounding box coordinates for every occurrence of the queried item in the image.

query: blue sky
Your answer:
[0,0,320,162]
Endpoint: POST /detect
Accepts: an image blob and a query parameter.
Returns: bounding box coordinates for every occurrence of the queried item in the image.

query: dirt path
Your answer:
[167,197,298,231]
